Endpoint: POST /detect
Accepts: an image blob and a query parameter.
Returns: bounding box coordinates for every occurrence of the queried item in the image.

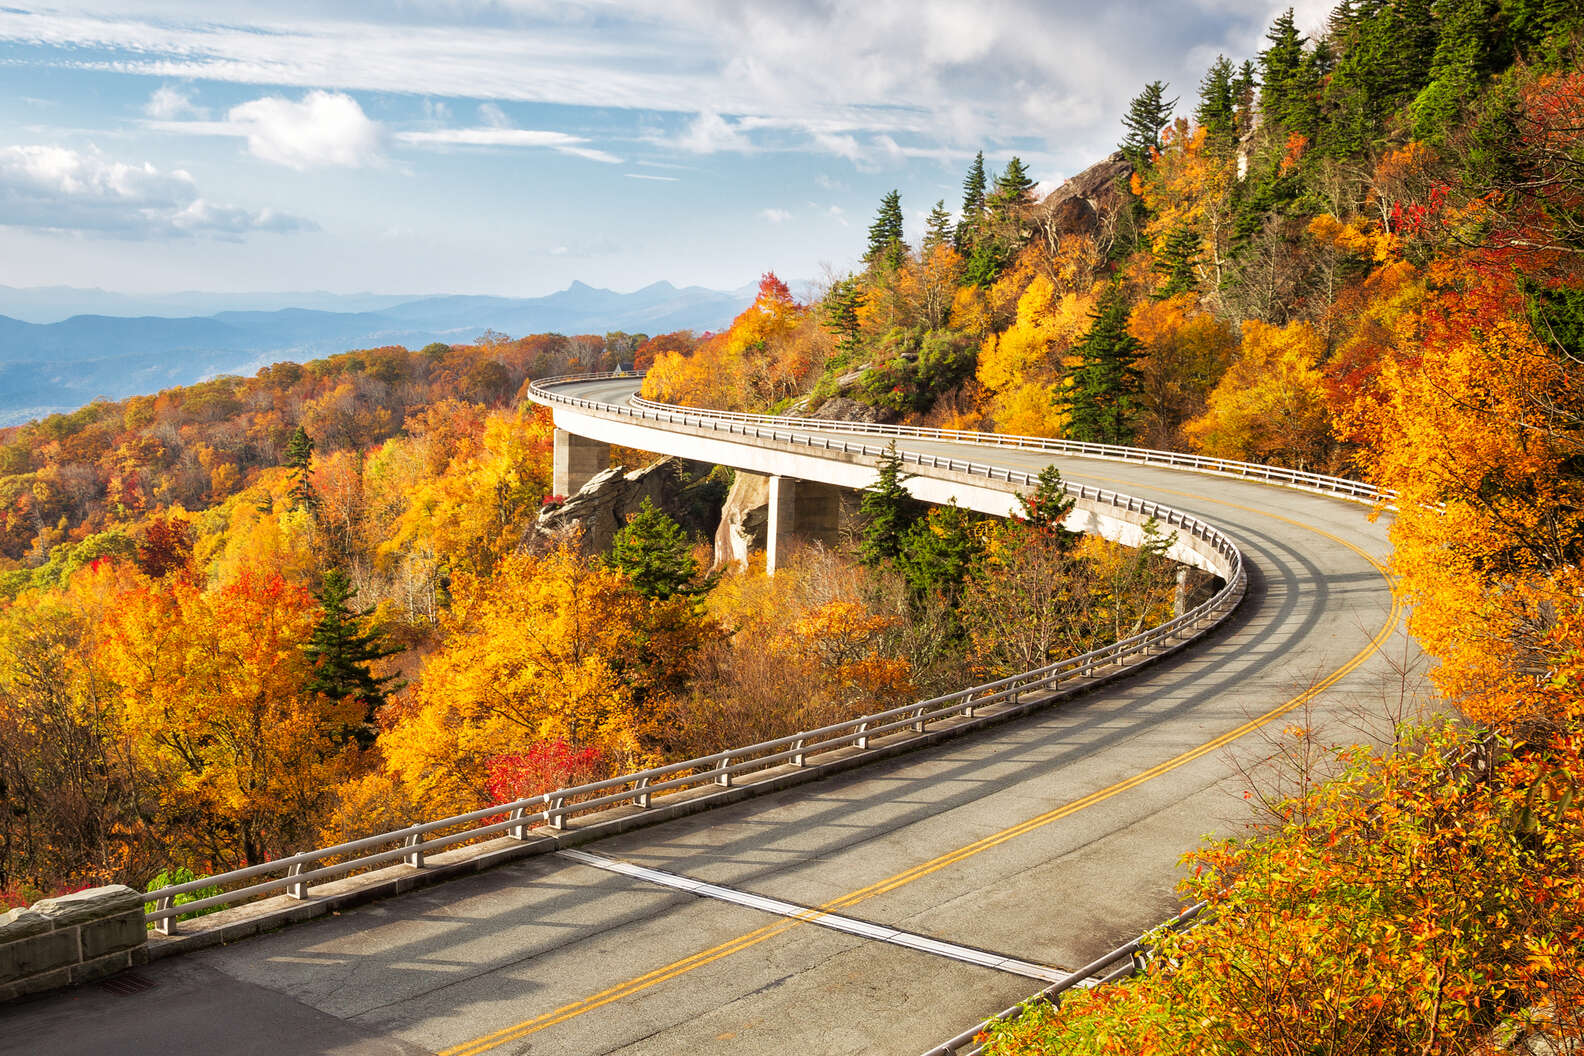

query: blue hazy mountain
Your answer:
[0,280,756,425]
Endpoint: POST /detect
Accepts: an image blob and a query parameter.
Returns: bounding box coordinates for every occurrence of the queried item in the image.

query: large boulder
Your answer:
[534,457,723,554]
[1034,150,1134,241]
[806,396,887,424]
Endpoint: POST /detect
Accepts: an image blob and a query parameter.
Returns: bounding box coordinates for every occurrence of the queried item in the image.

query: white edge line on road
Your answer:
[557,848,1072,985]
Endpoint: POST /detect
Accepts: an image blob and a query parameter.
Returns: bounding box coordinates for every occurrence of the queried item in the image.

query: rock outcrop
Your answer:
[806,396,887,424]
[1035,150,1134,242]
[712,471,770,571]
[534,457,724,554]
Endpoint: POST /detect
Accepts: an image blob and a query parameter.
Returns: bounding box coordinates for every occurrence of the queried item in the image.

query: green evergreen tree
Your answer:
[1196,56,1239,147]
[1234,60,1259,133]
[1322,0,1437,155]
[284,425,317,512]
[866,189,908,270]
[304,567,400,748]
[1060,285,1144,445]
[991,156,1037,213]
[957,151,988,248]
[1153,222,1202,297]
[1260,9,1319,135]
[1014,464,1079,549]
[859,443,924,569]
[897,502,985,606]
[1506,0,1579,59]
[922,199,954,254]
[1120,81,1180,167]
[823,277,867,362]
[1411,0,1500,139]
[607,497,698,601]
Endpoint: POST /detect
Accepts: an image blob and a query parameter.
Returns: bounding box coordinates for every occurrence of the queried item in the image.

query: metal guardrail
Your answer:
[623,392,1390,507]
[143,371,1247,934]
[919,902,1209,1056]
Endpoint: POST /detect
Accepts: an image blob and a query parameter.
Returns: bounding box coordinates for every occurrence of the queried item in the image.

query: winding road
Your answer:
[4,378,1412,1056]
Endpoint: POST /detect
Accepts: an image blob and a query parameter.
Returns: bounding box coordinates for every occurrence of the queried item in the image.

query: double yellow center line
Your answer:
[442,507,1397,1056]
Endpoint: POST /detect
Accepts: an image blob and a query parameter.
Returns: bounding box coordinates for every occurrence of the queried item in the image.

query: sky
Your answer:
[0,1,1334,298]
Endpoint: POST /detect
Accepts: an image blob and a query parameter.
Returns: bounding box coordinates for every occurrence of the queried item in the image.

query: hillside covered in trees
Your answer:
[639,1,1584,1050]
[2,0,1584,1048]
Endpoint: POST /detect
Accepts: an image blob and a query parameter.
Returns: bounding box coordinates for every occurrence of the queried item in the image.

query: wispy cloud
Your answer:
[626,173,679,182]
[395,126,621,162]
[143,84,206,121]
[760,207,792,224]
[0,143,315,239]
[0,2,1323,173]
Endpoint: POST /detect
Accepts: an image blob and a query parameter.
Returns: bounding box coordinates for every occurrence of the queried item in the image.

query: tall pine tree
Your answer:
[956,151,988,249]
[922,199,954,254]
[1120,82,1179,167]
[1259,9,1320,136]
[992,157,1036,212]
[1196,56,1239,148]
[1061,285,1143,445]
[1410,0,1500,139]
[859,443,924,569]
[823,277,866,362]
[866,189,908,270]
[304,567,400,748]
[284,426,317,513]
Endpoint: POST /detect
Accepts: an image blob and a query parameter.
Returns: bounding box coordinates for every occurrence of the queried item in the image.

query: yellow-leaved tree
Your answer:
[381,547,708,815]
[1186,319,1333,468]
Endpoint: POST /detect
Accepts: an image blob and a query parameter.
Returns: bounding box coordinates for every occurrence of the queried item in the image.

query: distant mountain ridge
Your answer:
[0,280,758,426]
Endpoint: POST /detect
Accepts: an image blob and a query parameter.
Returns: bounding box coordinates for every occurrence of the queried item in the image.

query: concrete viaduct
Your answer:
[3,374,1410,1056]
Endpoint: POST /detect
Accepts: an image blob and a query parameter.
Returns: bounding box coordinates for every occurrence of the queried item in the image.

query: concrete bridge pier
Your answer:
[553,428,610,497]
[767,475,851,573]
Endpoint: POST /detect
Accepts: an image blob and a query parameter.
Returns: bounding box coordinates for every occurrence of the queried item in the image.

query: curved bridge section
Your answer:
[71,372,1406,1056]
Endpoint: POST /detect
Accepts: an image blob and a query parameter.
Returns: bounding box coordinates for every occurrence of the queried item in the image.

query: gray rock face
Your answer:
[713,471,770,571]
[806,396,886,424]
[1035,150,1134,241]
[534,456,723,554]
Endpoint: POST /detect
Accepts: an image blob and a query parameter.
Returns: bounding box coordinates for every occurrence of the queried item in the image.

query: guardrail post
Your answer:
[508,806,530,840]
[634,776,651,808]
[963,697,976,718]
[912,707,927,733]
[548,794,567,831]
[855,722,870,750]
[287,859,312,899]
[716,758,734,787]
[404,831,424,868]
[154,894,176,936]
[791,738,806,766]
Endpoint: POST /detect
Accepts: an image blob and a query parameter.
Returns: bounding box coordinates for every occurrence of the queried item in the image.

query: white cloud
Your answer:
[626,173,679,182]
[0,144,315,239]
[477,102,510,128]
[0,2,1340,175]
[226,90,383,170]
[394,126,621,163]
[144,84,205,120]
[674,111,751,154]
[760,208,792,224]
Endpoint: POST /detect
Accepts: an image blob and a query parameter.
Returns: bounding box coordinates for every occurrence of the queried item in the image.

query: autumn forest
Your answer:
[4,0,1584,1050]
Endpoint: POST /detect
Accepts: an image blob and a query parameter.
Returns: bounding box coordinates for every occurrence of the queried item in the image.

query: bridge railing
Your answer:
[144,372,1248,934]
[918,902,1210,1056]
[619,391,1389,507]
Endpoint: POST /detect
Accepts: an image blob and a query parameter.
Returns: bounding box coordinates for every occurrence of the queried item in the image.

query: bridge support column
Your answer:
[767,476,849,574]
[552,428,609,497]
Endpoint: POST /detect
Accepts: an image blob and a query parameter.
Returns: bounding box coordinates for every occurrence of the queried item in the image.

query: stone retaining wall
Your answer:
[0,885,147,1000]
